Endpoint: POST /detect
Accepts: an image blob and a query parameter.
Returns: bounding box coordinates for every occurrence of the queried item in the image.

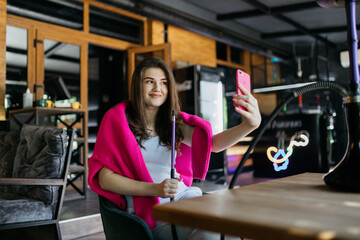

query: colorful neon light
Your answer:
[272,149,289,172]
[266,131,309,171]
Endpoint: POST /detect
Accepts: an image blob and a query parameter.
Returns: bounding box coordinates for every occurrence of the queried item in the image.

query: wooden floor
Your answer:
[59,171,271,239]
[60,184,105,240]
[61,185,100,221]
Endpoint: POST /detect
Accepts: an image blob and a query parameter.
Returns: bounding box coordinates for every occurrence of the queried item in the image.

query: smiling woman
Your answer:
[88,57,261,240]
[127,58,183,150]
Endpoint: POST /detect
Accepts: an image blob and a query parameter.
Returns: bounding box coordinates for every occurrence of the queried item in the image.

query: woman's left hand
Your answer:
[233,84,261,129]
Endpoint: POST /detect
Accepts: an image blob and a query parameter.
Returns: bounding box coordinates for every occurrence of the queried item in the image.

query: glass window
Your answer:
[216,41,227,61]
[7,0,83,30]
[6,25,28,110]
[44,39,80,103]
[230,46,244,65]
[89,5,142,44]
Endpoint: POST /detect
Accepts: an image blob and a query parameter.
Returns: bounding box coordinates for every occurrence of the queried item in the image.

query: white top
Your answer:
[139,136,187,204]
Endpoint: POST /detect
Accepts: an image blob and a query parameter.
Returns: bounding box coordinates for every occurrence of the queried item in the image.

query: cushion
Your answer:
[12,125,68,204]
[0,130,20,193]
[0,192,53,224]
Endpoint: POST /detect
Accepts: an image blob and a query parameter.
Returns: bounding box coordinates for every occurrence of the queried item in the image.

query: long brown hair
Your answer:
[127,57,183,151]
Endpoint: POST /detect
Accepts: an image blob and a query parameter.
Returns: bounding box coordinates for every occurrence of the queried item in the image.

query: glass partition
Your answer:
[7,0,83,30]
[90,5,142,44]
[133,50,167,69]
[230,46,244,65]
[6,25,28,110]
[44,39,80,104]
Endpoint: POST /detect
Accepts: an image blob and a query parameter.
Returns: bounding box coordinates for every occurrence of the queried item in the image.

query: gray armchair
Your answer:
[0,125,74,240]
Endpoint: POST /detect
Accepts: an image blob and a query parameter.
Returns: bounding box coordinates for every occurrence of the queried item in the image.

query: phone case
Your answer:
[236,69,251,111]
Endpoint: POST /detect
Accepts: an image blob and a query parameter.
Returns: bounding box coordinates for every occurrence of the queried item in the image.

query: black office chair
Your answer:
[98,195,154,240]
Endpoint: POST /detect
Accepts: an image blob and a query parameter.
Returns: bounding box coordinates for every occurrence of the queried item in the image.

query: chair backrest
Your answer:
[0,130,20,193]
[12,125,71,205]
[98,195,154,240]
[0,125,74,239]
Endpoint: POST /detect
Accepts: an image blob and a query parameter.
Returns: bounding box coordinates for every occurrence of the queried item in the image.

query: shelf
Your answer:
[9,107,85,115]
[75,137,84,142]
[88,122,98,127]
[253,82,317,93]
[69,165,85,173]
[88,106,99,111]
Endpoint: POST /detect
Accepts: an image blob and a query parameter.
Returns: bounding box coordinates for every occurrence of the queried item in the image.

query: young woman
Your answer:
[88,57,261,239]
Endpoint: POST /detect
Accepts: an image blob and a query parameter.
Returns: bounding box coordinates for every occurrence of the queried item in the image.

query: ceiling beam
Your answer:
[104,0,292,57]
[44,42,67,58]
[226,0,336,47]
[217,2,319,21]
[262,25,360,39]
[6,47,27,55]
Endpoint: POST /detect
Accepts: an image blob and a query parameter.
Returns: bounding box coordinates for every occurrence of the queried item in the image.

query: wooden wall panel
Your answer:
[251,53,266,87]
[27,26,36,94]
[35,31,45,100]
[251,53,265,66]
[148,19,165,45]
[0,0,6,120]
[251,53,280,87]
[253,93,277,116]
[83,1,89,33]
[80,41,88,187]
[168,25,216,69]
[79,0,146,21]
[243,51,251,74]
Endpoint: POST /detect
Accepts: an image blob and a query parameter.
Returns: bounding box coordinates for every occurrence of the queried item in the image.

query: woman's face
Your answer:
[142,67,168,109]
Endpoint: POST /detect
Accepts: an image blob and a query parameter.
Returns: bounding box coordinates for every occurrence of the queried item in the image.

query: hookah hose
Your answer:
[170,110,179,240]
[229,81,349,189]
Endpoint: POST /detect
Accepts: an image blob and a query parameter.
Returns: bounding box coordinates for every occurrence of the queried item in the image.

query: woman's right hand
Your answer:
[156,178,182,198]
[99,167,184,198]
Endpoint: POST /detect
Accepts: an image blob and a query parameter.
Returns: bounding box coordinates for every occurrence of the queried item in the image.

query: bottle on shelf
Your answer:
[23,88,33,108]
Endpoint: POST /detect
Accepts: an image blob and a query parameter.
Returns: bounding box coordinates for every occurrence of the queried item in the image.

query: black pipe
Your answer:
[241,0,336,47]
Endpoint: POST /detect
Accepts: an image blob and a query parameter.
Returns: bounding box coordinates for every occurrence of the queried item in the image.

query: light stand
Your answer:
[322,0,360,192]
[170,110,178,240]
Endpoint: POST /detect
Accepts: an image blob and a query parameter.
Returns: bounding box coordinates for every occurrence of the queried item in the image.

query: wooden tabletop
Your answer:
[153,173,360,240]
[9,107,85,115]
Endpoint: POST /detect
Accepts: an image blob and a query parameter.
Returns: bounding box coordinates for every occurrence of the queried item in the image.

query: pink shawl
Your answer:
[88,101,212,231]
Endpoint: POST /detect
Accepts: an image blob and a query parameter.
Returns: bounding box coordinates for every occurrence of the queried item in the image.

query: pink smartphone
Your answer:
[236,69,251,111]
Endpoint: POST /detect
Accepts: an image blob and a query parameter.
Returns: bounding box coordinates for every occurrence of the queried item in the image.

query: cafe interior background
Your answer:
[0,0,359,238]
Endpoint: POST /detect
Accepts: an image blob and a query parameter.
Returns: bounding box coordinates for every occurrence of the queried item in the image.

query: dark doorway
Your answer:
[88,44,127,158]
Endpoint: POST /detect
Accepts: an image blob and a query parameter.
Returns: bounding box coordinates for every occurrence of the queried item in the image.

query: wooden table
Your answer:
[153,173,360,240]
[9,107,85,127]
